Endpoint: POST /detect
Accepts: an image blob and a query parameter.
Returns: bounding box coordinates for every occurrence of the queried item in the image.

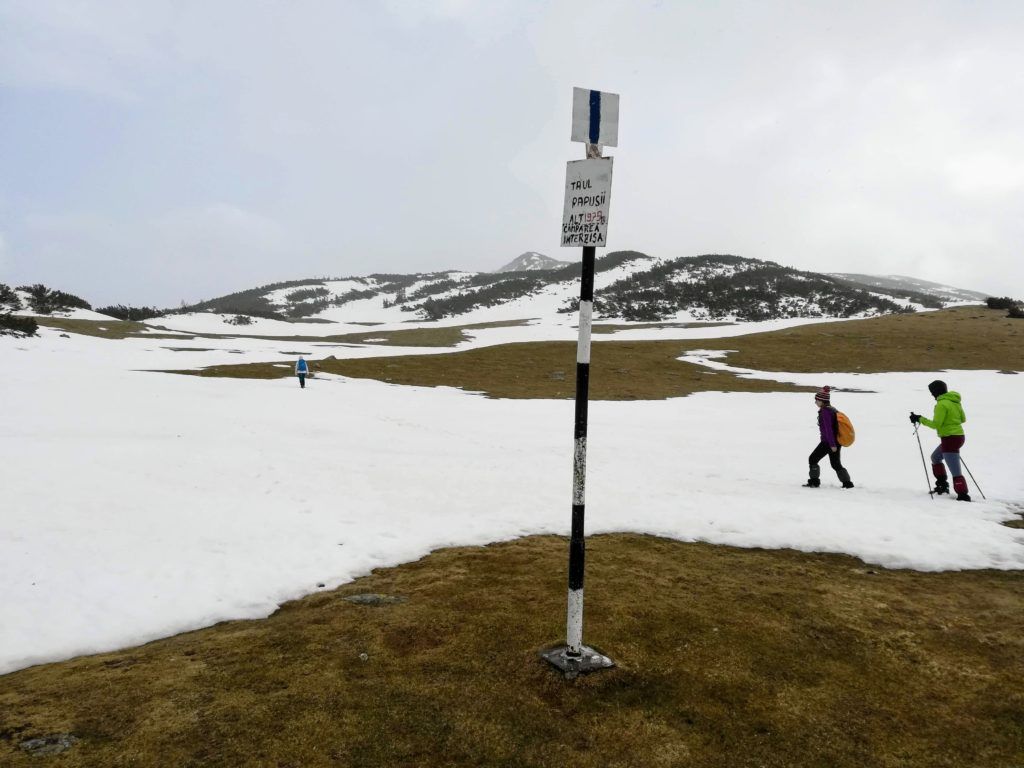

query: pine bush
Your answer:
[0,313,38,336]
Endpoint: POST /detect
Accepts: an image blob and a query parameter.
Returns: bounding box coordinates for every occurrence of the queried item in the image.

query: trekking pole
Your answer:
[912,423,934,500]
[960,458,987,500]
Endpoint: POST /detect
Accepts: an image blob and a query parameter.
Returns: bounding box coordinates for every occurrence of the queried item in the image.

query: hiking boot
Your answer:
[934,480,950,495]
[836,468,853,489]
[802,478,820,488]
[841,480,855,489]
[956,491,972,502]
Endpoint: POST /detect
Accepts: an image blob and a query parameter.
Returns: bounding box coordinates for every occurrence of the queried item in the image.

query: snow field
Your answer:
[1,325,1021,676]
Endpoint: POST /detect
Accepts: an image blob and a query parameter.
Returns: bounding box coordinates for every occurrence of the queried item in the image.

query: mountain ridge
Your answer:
[171,252,972,325]
[4,253,988,328]
[829,273,988,303]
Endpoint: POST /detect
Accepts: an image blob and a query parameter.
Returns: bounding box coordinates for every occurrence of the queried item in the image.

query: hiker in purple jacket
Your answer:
[804,386,854,489]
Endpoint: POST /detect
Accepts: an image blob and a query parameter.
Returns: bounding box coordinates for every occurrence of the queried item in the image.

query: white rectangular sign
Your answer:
[561,157,613,247]
[571,87,619,147]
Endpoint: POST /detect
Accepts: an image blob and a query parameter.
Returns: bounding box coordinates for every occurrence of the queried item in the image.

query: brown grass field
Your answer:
[171,307,1023,399]
[695,305,1024,373]
[32,317,528,347]
[1,535,1022,767]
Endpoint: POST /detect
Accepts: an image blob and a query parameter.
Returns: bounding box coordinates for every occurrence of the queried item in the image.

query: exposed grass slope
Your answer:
[695,306,1024,373]
[174,340,812,399]
[31,318,527,347]
[31,317,186,340]
[171,307,1021,399]
[2,534,1022,767]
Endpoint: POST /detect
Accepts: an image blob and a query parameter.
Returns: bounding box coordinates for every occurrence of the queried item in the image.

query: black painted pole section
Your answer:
[566,244,596,656]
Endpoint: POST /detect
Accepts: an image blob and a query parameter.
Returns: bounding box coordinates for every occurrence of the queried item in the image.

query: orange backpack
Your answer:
[836,411,855,447]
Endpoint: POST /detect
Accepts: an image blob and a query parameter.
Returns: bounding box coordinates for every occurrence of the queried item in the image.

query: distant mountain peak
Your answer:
[495,252,572,273]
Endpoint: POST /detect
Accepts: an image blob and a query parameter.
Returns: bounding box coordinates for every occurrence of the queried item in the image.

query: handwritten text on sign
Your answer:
[561,157,614,247]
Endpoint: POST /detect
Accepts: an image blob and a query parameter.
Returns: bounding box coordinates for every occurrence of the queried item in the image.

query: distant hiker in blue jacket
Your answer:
[804,386,854,489]
[295,357,309,389]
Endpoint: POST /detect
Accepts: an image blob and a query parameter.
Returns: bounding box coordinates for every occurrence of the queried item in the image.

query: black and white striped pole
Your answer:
[542,87,618,678]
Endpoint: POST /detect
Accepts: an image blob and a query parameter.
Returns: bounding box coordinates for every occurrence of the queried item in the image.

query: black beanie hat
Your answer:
[928,380,947,397]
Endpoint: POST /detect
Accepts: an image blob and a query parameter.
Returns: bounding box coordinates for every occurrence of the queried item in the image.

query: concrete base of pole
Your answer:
[540,644,614,680]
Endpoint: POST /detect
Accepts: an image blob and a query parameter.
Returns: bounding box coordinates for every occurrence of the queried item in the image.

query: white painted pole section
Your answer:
[577,300,593,364]
[567,588,584,654]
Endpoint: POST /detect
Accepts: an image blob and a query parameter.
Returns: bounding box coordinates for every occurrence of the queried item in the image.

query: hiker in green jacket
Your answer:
[910,380,969,501]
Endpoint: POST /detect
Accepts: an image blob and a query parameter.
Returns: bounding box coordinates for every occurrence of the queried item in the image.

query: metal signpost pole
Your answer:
[567,239,596,658]
[542,87,619,678]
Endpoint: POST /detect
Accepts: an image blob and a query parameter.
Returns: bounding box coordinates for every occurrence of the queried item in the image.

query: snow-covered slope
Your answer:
[2,286,115,321]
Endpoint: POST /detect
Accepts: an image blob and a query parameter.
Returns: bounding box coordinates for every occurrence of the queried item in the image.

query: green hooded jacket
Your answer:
[919,392,966,437]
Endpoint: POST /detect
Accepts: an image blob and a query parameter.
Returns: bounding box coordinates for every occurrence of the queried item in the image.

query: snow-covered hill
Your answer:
[3,286,115,321]
[830,273,989,303]
[176,252,956,327]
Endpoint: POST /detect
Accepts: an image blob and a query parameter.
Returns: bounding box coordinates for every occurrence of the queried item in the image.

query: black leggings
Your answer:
[809,442,845,473]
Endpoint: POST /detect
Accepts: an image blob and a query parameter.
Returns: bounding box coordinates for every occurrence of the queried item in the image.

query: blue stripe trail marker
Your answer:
[571,87,619,147]
[588,89,601,144]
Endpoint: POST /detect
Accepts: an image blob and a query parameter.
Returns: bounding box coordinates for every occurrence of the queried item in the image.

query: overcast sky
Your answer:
[1,1,1022,306]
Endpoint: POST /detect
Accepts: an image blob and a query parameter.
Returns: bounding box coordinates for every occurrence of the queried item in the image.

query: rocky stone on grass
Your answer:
[343,593,406,606]
[19,734,79,756]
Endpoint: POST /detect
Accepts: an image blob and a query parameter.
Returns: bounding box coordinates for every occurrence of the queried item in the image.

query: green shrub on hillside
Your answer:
[987,296,1021,311]
[16,284,92,315]
[0,283,22,311]
[329,289,377,307]
[0,313,38,336]
[286,287,330,302]
[367,273,425,291]
[178,278,342,318]
[562,256,913,322]
[407,278,461,302]
[287,297,331,318]
[416,275,545,320]
[97,305,163,321]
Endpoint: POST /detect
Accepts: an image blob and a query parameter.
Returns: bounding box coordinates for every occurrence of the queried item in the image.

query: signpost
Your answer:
[541,87,619,679]
[561,158,613,248]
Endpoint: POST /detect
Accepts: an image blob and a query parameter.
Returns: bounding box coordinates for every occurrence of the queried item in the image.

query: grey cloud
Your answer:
[1,1,1022,302]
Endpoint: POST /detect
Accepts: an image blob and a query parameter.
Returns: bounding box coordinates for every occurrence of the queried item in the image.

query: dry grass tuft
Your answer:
[1,535,1022,767]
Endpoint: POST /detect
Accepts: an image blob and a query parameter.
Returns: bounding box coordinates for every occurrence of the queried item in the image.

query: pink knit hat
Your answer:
[814,385,831,405]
